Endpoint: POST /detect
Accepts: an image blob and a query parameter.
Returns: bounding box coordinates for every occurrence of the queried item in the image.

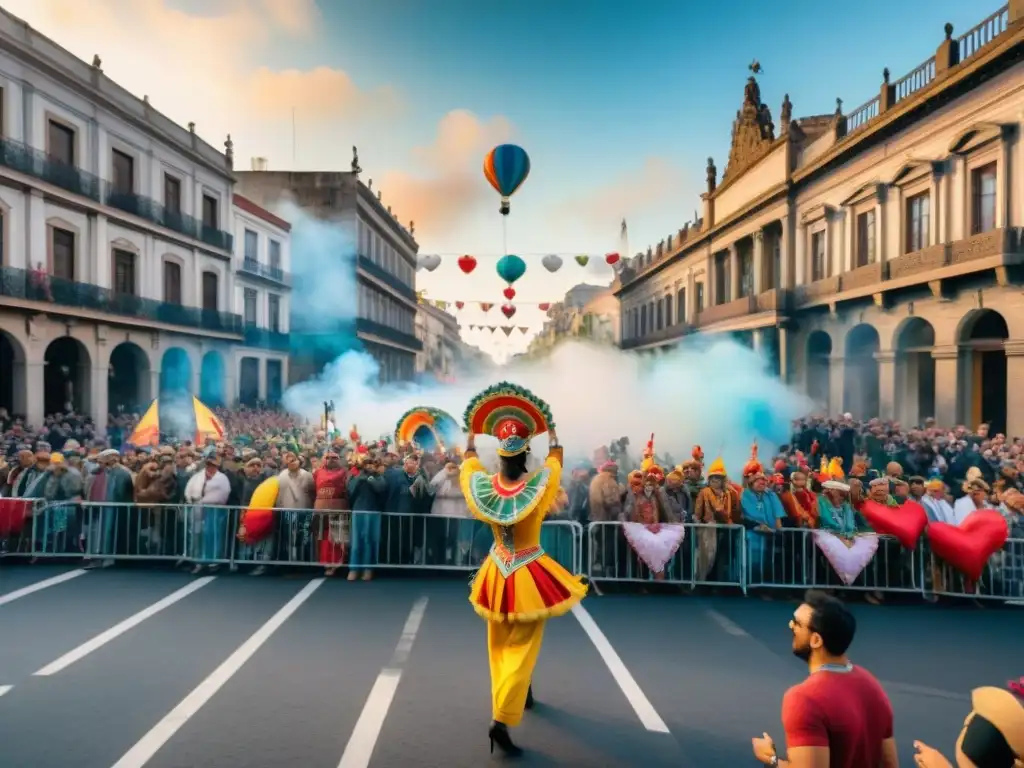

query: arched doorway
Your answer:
[844,324,880,418]
[959,309,1008,433]
[0,331,26,418]
[44,337,91,417]
[239,357,259,406]
[159,347,192,396]
[805,331,832,411]
[109,342,151,415]
[199,350,225,406]
[894,318,936,426]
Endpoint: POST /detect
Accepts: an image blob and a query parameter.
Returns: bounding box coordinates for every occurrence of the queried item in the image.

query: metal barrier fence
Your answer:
[0,500,582,576]
[2,500,1021,603]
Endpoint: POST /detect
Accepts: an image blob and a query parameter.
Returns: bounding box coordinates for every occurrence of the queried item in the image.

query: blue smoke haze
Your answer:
[283,337,812,472]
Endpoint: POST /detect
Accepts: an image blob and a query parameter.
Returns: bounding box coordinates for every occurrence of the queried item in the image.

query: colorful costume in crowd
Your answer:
[694,456,739,581]
[312,451,349,574]
[459,383,588,755]
[812,457,880,586]
[622,453,685,577]
[739,443,785,578]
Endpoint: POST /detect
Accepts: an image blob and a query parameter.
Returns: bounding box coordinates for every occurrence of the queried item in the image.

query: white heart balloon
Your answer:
[541,254,563,273]
[416,254,441,272]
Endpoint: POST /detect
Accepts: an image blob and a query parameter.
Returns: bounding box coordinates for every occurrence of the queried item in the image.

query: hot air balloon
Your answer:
[483,144,531,216]
[496,254,527,285]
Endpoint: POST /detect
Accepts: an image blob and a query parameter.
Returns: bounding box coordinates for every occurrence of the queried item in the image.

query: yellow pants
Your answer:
[487,619,545,727]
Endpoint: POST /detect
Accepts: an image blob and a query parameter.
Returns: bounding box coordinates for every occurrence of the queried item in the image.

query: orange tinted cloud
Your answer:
[247,67,403,119]
[378,110,514,239]
[556,157,687,227]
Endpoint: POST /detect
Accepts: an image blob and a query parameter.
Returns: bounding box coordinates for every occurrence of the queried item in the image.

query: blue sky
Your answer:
[9,0,999,353]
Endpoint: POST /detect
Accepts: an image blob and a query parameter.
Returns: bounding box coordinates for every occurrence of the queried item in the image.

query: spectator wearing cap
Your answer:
[135,448,177,555]
[83,449,134,568]
[184,453,231,574]
[953,470,994,525]
[41,452,83,554]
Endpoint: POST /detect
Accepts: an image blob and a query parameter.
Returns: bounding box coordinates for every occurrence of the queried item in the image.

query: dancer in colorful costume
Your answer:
[460,383,588,756]
[622,460,684,580]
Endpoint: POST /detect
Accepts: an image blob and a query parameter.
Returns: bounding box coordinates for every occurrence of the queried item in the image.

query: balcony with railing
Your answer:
[357,255,417,301]
[102,181,234,252]
[243,325,291,351]
[239,257,291,286]
[0,266,243,334]
[355,317,423,352]
[620,322,695,350]
[0,138,101,200]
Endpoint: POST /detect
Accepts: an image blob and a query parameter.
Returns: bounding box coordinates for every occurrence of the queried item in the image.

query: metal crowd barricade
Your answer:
[744,528,923,595]
[920,536,1024,602]
[585,521,747,591]
[5,502,582,576]
[0,497,47,557]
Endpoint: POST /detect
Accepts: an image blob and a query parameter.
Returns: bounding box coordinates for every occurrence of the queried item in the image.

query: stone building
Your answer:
[414,301,460,382]
[615,3,1024,436]
[0,8,240,428]
[233,157,421,386]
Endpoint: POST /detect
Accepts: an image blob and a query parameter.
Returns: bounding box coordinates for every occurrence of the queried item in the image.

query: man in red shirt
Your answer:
[752,590,900,768]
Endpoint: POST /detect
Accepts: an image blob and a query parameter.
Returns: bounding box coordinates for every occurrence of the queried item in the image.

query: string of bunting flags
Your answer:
[465,324,532,337]
[417,295,556,318]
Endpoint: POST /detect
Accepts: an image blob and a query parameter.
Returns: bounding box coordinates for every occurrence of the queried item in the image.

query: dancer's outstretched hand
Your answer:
[466,434,476,453]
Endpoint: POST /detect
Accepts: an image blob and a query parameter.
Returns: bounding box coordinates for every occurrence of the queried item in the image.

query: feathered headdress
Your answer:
[818,455,851,493]
[641,433,655,472]
[692,445,704,465]
[742,442,764,480]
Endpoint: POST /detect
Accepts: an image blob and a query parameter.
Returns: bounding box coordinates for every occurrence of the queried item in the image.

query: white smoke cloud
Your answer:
[282,338,812,472]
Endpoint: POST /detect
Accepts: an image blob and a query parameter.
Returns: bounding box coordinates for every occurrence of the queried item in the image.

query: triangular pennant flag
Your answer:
[487,326,497,333]
[518,326,528,335]
[501,326,514,337]
[468,324,476,330]
[434,300,447,310]
[480,302,493,312]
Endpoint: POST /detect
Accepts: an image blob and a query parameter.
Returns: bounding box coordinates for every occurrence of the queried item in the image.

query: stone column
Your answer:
[258,357,268,401]
[794,224,806,286]
[91,366,109,436]
[829,355,845,417]
[752,231,764,294]
[778,326,789,383]
[687,271,697,323]
[875,350,897,420]
[728,245,739,302]
[779,215,791,289]
[1005,341,1024,439]
[929,167,941,248]
[752,328,764,355]
[26,191,47,273]
[931,345,959,428]
[705,252,715,309]
[997,128,1010,229]
[25,362,44,428]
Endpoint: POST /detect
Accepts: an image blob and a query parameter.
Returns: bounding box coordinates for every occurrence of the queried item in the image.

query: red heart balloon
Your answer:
[859,499,928,550]
[538,303,551,311]
[457,255,477,274]
[503,286,516,300]
[605,252,620,265]
[501,303,516,319]
[926,510,1008,582]
[455,301,464,310]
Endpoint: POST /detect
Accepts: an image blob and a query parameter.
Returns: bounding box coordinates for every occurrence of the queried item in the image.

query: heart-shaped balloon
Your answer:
[457,254,477,274]
[480,302,493,312]
[926,509,1008,582]
[496,254,526,284]
[416,254,441,272]
[813,531,879,586]
[455,301,464,310]
[859,499,928,550]
[501,303,516,319]
[605,252,620,265]
[575,254,590,267]
[622,522,685,574]
[503,286,516,300]
[538,303,551,311]
[541,254,563,273]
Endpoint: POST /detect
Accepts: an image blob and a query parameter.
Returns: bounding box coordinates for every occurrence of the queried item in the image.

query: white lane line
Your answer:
[110,578,325,768]
[35,576,217,677]
[338,596,429,768]
[705,609,749,637]
[0,569,87,606]
[571,603,670,734]
[0,685,13,697]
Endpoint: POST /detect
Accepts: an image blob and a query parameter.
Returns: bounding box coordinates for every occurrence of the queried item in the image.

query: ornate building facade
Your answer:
[525,283,618,358]
[414,301,460,382]
[615,3,1024,436]
[0,8,239,428]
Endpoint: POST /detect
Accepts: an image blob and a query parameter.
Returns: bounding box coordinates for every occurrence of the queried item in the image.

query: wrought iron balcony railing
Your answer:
[243,325,291,351]
[0,266,243,334]
[102,181,234,252]
[355,317,423,351]
[240,257,291,286]
[0,138,101,201]
[357,255,417,301]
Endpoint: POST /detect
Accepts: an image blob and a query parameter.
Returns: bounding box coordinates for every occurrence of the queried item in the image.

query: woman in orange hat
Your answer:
[460,383,588,756]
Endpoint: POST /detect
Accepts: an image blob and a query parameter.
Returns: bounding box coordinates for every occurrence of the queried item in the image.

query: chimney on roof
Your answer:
[251,157,268,172]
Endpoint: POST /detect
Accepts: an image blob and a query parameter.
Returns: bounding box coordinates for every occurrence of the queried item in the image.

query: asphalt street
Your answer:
[0,564,1020,767]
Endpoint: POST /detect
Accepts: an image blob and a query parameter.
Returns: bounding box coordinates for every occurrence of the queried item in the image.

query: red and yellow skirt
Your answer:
[470,552,587,623]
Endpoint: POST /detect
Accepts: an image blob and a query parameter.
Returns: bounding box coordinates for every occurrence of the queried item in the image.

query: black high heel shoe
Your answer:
[525,685,534,710]
[488,721,523,756]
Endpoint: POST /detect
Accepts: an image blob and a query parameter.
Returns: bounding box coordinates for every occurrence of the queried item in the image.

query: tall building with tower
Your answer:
[233,156,422,385]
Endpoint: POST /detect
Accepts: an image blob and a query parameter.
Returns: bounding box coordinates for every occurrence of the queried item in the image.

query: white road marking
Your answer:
[705,609,749,637]
[571,603,670,734]
[337,596,429,768]
[110,578,325,768]
[0,569,87,606]
[0,685,12,697]
[35,577,216,676]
